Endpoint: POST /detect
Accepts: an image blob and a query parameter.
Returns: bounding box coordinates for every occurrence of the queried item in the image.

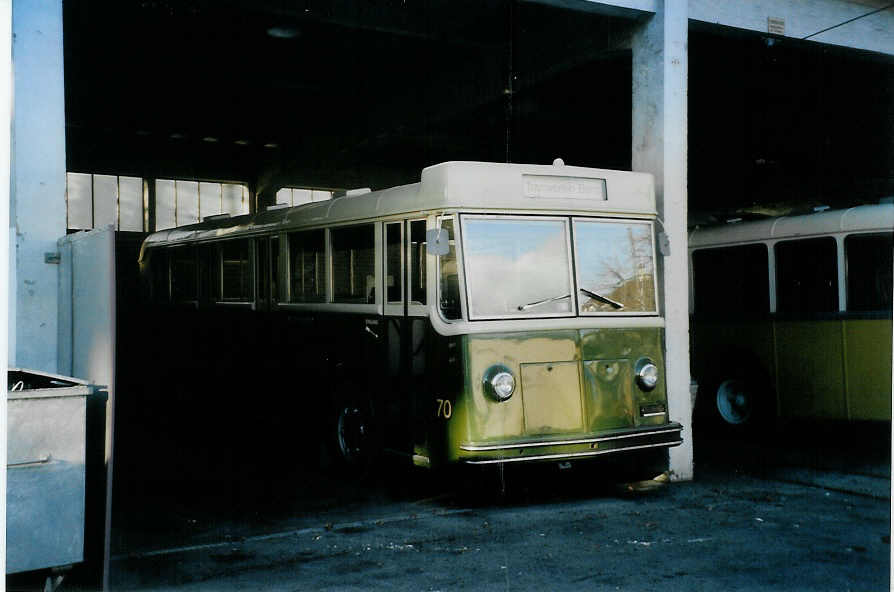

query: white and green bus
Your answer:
[689,203,893,431]
[140,161,683,475]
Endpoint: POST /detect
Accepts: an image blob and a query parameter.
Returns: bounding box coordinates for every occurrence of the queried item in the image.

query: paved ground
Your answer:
[8,425,891,591]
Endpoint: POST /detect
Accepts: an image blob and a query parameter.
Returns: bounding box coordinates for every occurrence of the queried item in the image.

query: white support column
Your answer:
[631,0,692,480]
[11,0,67,372]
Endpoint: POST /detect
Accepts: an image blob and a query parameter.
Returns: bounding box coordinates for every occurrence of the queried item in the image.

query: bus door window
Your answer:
[775,237,838,314]
[385,222,404,315]
[408,220,427,307]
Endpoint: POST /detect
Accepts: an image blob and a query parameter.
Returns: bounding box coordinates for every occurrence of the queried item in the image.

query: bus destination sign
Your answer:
[522,175,607,200]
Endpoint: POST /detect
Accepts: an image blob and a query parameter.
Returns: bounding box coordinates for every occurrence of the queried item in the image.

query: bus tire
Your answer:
[699,372,774,436]
[329,391,380,478]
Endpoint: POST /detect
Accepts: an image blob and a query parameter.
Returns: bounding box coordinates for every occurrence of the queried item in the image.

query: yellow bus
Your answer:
[140,161,683,476]
[689,203,893,431]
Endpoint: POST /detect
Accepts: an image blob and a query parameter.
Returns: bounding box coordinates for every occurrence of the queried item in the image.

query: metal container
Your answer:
[7,368,94,574]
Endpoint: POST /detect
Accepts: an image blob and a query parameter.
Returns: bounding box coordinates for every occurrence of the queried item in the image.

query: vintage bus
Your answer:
[689,203,893,432]
[139,161,683,475]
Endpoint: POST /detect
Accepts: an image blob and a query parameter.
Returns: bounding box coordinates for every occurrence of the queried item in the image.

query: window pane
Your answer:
[293,189,312,205]
[276,188,292,206]
[311,189,332,202]
[170,247,197,301]
[332,225,375,304]
[289,229,326,302]
[386,223,402,304]
[221,240,251,301]
[222,183,247,215]
[463,217,572,318]
[409,220,426,305]
[93,174,118,229]
[574,220,656,313]
[775,237,838,313]
[66,172,93,229]
[156,179,176,230]
[693,244,769,314]
[176,180,199,226]
[846,233,893,312]
[119,176,144,231]
[438,218,461,320]
[199,182,222,218]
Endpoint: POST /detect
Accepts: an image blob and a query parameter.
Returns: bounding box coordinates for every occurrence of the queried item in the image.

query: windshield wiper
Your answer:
[579,287,624,310]
[517,293,570,311]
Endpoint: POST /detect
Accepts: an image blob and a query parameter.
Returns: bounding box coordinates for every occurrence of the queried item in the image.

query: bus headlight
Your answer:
[635,358,659,391]
[483,365,516,402]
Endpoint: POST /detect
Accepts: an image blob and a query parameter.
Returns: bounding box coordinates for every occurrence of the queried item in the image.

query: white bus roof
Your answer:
[688,203,894,249]
[142,161,656,250]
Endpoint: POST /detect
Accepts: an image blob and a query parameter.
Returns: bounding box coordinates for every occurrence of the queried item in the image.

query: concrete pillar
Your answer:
[631,1,692,480]
[11,0,66,372]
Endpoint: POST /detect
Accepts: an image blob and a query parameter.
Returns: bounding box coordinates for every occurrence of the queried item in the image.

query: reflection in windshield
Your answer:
[463,217,572,318]
[574,220,656,313]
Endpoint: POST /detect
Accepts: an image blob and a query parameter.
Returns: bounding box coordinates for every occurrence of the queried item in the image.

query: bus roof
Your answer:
[688,203,894,249]
[141,161,656,250]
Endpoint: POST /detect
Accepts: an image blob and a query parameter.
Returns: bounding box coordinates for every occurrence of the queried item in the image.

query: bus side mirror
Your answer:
[426,228,450,256]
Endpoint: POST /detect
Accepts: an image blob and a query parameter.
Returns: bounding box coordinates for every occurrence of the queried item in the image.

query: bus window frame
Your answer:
[216,237,254,306]
[571,217,660,317]
[459,213,576,321]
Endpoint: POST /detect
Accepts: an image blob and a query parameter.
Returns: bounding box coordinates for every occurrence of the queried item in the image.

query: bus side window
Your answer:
[331,224,375,304]
[149,249,170,303]
[289,229,326,303]
[845,232,893,312]
[692,244,768,315]
[171,246,198,302]
[197,244,218,302]
[775,237,838,314]
[221,239,252,302]
[409,220,426,305]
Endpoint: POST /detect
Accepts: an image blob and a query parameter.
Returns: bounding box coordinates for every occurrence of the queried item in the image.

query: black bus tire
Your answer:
[327,391,381,478]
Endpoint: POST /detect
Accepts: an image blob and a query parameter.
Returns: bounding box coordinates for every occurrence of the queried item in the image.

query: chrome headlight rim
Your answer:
[634,358,659,391]
[483,364,516,402]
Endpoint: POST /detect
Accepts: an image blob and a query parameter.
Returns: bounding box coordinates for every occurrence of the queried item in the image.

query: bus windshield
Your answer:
[460,215,657,319]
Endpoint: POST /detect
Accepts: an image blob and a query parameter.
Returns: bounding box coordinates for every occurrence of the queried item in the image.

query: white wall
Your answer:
[11,0,67,372]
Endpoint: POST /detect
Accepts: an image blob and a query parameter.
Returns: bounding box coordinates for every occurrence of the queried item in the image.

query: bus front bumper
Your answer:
[457,423,683,465]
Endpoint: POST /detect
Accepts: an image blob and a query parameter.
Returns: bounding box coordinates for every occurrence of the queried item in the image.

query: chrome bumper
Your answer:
[459,423,683,465]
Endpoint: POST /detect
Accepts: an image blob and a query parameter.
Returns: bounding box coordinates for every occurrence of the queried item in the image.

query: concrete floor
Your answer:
[9,424,891,591]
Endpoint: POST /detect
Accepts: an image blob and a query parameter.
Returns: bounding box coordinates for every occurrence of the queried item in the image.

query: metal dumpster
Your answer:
[7,368,95,575]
